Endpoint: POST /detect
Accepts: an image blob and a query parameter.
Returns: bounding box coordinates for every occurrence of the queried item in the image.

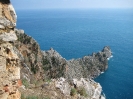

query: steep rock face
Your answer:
[0,43,21,99]
[43,48,67,79]
[13,29,45,83]
[0,1,17,41]
[0,1,21,99]
[66,46,112,79]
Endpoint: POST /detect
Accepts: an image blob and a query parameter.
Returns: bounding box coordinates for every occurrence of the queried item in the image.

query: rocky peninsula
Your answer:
[0,0,112,99]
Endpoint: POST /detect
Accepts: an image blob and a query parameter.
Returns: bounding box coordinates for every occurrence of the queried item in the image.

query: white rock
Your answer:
[55,77,71,96]
[0,24,5,29]
[0,32,17,41]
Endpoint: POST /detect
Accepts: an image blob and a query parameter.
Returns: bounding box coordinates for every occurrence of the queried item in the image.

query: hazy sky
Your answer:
[11,0,133,10]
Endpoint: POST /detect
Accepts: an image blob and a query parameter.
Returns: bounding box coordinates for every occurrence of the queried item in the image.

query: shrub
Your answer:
[51,57,56,64]
[42,58,49,65]
[31,66,36,74]
[77,87,88,97]
[21,95,38,99]
[21,94,25,99]
[103,54,106,57]
[70,88,77,96]
[22,79,29,88]
[34,80,44,87]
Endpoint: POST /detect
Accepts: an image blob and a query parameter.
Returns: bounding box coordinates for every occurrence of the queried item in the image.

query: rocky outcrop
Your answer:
[66,46,112,79]
[43,48,67,79]
[54,77,104,99]
[0,0,21,99]
[42,46,112,80]
[19,77,105,99]
[0,1,17,41]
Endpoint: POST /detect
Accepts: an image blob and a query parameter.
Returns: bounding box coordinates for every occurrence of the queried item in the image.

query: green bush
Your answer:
[70,88,77,96]
[22,79,29,88]
[77,87,88,97]
[21,95,38,99]
[42,58,49,65]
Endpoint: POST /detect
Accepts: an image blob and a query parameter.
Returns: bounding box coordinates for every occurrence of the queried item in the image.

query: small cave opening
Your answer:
[0,0,10,4]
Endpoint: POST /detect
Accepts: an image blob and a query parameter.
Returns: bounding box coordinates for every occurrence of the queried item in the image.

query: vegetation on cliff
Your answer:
[13,29,111,99]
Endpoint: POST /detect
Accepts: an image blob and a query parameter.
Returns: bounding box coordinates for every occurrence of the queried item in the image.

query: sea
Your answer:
[16,9,133,99]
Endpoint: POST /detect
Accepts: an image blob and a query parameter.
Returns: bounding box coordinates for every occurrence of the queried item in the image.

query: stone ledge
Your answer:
[0,32,17,41]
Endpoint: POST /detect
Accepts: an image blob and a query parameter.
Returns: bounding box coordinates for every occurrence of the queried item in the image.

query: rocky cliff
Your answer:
[42,46,112,80]
[0,0,112,99]
[66,46,111,79]
[14,30,111,99]
[0,1,21,99]
[13,29,44,83]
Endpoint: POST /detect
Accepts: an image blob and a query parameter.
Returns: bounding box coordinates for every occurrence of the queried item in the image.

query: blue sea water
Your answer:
[16,9,133,99]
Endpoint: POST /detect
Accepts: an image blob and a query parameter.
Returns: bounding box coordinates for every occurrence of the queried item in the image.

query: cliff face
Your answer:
[42,46,112,80]
[13,30,44,83]
[13,29,111,99]
[0,1,21,99]
[0,1,112,99]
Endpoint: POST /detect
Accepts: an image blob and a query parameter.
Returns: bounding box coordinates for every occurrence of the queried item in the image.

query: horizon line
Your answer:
[15,7,133,11]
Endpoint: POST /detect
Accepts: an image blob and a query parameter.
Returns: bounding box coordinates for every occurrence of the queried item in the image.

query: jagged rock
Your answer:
[102,46,112,59]
[0,1,21,99]
[73,78,102,99]
[0,43,21,99]
[43,48,67,79]
[0,2,17,29]
[66,46,112,79]
[0,17,15,29]
[42,46,112,79]
[0,31,17,41]
[55,77,71,96]
[0,24,5,29]
[43,48,64,60]
[54,77,103,99]
[15,29,24,34]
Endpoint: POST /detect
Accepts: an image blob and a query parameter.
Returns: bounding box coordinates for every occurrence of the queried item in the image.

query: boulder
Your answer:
[55,77,71,96]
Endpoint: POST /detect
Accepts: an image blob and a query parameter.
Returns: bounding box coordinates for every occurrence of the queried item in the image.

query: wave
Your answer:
[107,55,113,60]
[101,72,104,74]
